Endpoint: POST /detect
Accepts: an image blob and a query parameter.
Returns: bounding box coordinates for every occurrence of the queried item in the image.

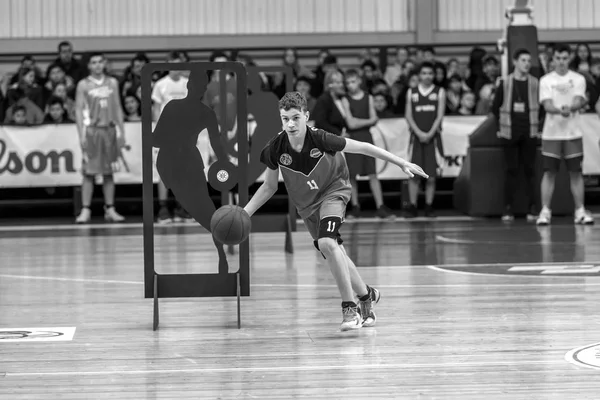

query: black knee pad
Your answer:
[313,216,344,258]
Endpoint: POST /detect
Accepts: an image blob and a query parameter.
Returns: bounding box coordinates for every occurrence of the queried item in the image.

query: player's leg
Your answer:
[339,245,380,327]
[76,126,96,224]
[423,139,439,217]
[157,178,172,224]
[501,137,519,221]
[406,136,421,218]
[537,140,560,225]
[565,138,593,225]
[521,136,538,221]
[101,127,124,222]
[313,198,362,330]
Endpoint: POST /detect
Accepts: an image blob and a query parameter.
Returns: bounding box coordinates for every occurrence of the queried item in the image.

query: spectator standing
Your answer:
[48,41,86,83]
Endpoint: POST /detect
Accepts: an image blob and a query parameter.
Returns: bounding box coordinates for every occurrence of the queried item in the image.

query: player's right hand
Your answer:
[401,162,428,179]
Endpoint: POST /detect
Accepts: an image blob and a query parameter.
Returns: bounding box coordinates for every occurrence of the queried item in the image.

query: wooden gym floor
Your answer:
[0,216,599,399]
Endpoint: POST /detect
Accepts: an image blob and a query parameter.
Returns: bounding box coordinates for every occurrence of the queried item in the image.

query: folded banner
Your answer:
[1,116,599,188]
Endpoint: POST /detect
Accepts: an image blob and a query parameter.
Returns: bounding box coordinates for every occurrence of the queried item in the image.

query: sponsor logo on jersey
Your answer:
[88,86,113,98]
[565,343,600,370]
[415,105,436,112]
[309,148,322,158]
[429,93,438,101]
[432,263,600,277]
[279,153,292,166]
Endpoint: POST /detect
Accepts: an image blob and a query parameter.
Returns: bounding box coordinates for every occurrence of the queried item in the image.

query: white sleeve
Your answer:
[151,81,163,104]
[573,74,587,99]
[539,76,552,103]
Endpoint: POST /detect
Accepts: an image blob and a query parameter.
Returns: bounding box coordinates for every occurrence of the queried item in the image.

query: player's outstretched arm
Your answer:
[343,138,428,179]
[244,167,279,217]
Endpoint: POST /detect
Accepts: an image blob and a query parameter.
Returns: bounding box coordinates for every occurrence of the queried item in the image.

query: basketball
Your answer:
[210,205,251,245]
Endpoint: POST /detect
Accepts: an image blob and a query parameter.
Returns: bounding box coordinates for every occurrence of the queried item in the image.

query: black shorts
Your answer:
[346,130,376,178]
[409,133,444,178]
[541,138,583,172]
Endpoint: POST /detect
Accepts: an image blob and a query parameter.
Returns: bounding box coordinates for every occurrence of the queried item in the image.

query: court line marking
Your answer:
[2,359,562,378]
[427,265,600,279]
[435,234,594,245]
[2,273,600,288]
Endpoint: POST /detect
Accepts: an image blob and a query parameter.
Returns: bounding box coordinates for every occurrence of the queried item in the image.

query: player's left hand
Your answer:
[400,162,428,179]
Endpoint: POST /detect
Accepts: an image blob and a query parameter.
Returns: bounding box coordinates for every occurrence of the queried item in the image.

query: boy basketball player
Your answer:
[537,44,594,226]
[342,69,393,219]
[244,92,427,331]
[151,51,193,224]
[405,62,446,218]
[75,52,126,224]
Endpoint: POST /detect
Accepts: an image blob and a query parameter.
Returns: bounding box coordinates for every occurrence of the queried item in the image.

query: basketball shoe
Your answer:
[574,208,594,225]
[75,207,91,224]
[104,206,125,222]
[340,304,363,331]
[358,286,380,327]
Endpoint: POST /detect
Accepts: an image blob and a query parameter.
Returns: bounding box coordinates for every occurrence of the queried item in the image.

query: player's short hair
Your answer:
[360,60,377,71]
[513,48,531,60]
[88,52,105,62]
[418,61,435,74]
[167,51,185,62]
[13,105,27,114]
[345,69,361,80]
[209,51,229,62]
[554,43,572,55]
[58,41,72,51]
[278,92,308,112]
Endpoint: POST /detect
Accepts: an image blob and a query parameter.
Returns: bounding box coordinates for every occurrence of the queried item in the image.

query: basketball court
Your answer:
[1,217,599,399]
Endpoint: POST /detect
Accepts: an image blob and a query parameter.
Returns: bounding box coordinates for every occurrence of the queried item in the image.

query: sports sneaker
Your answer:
[359,286,381,328]
[376,205,395,219]
[346,204,361,220]
[340,305,363,331]
[424,204,436,218]
[75,207,91,224]
[156,206,172,225]
[526,205,538,222]
[404,204,418,218]
[173,206,194,223]
[536,207,551,226]
[574,208,594,225]
[104,206,125,222]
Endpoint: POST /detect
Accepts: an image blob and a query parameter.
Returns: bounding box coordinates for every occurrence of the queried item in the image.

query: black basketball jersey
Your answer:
[260,127,352,218]
[409,85,442,133]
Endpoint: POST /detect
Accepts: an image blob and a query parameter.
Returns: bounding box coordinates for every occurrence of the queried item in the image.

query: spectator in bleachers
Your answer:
[570,43,592,73]
[273,48,313,98]
[434,62,448,88]
[237,53,271,90]
[422,47,436,63]
[43,96,73,124]
[457,91,476,115]
[294,77,316,114]
[360,60,381,94]
[393,70,419,116]
[358,48,377,66]
[120,52,149,101]
[123,92,141,122]
[48,41,86,83]
[312,70,347,136]
[6,66,45,111]
[384,47,409,87]
[8,105,28,126]
[373,92,395,118]
[446,58,460,79]
[475,82,496,115]
[445,74,464,115]
[310,54,341,103]
[50,82,76,121]
[370,79,390,97]
[473,55,500,97]
[44,64,75,102]
[389,59,416,109]
[466,47,487,91]
[9,55,44,86]
[310,49,331,98]
[539,43,555,74]
[204,51,237,132]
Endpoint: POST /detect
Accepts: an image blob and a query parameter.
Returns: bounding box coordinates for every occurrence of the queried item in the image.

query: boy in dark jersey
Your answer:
[405,61,446,218]
[244,92,427,331]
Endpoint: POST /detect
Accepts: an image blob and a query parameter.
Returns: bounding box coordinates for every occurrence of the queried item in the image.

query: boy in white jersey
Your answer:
[537,44,594,225]
[75,52,126,224]
[151,51,192,224]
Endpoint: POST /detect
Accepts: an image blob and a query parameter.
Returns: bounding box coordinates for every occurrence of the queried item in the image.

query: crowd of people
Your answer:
[1,41,599,128]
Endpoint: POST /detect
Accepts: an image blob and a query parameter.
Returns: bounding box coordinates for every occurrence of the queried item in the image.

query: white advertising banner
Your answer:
[1,116,599,189]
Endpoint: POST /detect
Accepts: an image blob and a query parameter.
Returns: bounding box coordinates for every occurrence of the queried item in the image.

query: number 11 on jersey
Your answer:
[307,180,319,190]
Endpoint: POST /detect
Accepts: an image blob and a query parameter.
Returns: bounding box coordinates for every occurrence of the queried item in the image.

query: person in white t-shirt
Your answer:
[537,44,594,225]
[151,51,191,224]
